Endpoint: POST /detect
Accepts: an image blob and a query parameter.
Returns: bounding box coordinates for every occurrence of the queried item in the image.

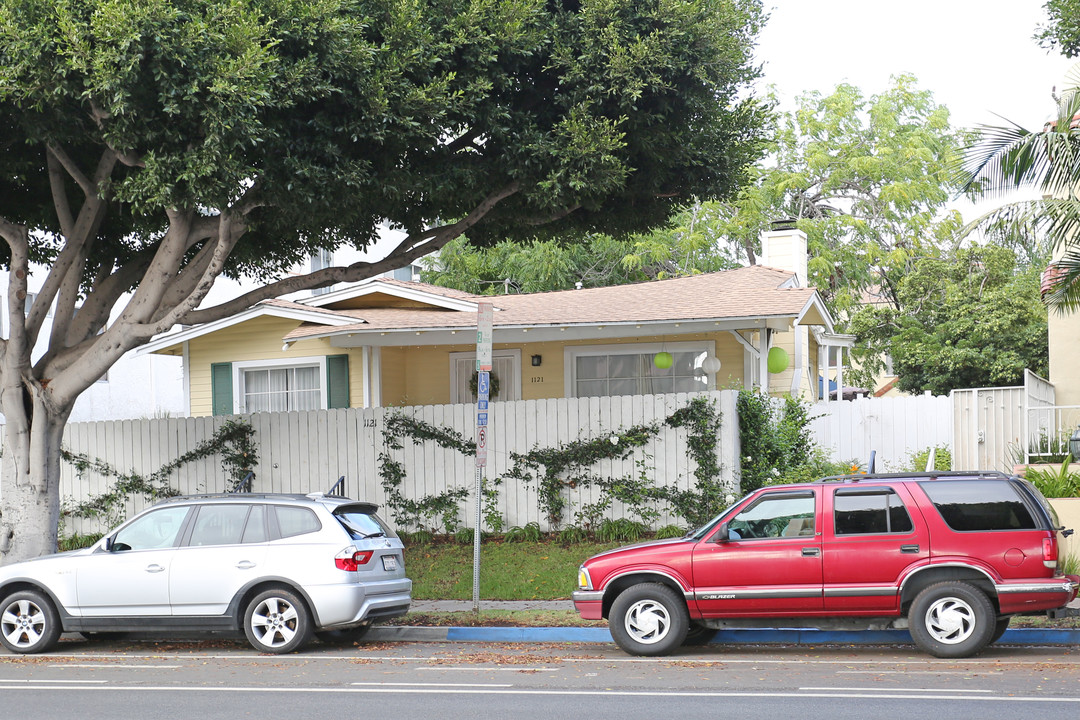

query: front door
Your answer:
[692,490,823,615]
[75,506,191,616]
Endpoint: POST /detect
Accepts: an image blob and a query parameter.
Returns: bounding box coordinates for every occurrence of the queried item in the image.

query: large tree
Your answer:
[959,68,1080,312]
[0,0,767,563]
[424,76,966,315]
[847,245,1048,395]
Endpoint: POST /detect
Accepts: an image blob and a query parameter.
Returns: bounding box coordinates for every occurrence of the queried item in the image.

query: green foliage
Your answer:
[654,524,686,539]
[57,533,103,552]
[1024,458,1080,498]
[1009,429,1076,466]
[769,449,858,485]
[556,526,589,544]
[404,539,622,601]
[62,419,259,528]
[737,390,818,493]
[380,397,726,537]
[908,446,953,472]
[504,522,544,543]
[1037,0,1080,57]
[595,518,648,543]
[848,245,1048,394]
[378,414,473,534]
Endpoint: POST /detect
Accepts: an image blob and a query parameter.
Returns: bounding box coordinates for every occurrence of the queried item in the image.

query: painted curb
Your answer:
[369,626,1080,646]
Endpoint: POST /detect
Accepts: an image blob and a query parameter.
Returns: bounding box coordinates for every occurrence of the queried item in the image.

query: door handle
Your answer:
[801,547,820,557]
[145,564,165,573]
[236,560,256,570]
[900,544,920,554]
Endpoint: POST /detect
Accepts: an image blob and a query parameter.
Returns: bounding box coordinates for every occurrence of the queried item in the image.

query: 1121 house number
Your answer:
[530,377,544,383]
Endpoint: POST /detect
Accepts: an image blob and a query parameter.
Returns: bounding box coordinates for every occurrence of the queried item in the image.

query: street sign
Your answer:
[477,303,493,371]
[476,426,487,467]
[477,371,489,400]
[477,412,488,426]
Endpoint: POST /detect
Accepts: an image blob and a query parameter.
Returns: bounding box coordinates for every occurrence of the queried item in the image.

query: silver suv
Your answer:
[0,491,411,654]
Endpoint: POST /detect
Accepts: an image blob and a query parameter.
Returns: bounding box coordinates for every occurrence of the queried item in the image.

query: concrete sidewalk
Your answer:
[371,598,1080,647]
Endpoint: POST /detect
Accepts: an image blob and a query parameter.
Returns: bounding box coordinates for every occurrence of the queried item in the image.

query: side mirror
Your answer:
[714,522,731,543]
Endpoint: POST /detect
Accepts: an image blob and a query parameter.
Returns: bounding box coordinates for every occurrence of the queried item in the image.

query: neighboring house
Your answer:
[141,226,852,415]
[0,280,185,423]
[1044,258,1080,408]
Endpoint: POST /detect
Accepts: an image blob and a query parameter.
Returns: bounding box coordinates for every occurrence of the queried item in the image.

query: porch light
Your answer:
[1070,426,1080,461]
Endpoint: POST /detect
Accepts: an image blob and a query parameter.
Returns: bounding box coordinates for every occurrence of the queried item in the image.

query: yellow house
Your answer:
[142,228,847,415]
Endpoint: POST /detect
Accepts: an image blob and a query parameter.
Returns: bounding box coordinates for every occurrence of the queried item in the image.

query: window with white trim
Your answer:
[566,342,713,398]
[449,350,521,404]
[310,249,333,296]
[234,357,326,413]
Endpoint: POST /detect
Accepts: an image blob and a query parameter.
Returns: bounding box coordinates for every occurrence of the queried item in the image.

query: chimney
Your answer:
[760,218,808,288]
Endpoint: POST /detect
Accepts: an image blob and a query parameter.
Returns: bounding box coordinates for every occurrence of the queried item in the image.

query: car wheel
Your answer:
[0,590,62,654]
[989,617,1011,645]
[316,624,372,646]
[681,621,714,646]
[908,581,994,658]
[243,588,313,654]
[609,583,688,656]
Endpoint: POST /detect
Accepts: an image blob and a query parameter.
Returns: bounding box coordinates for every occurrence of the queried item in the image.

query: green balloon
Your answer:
[767,347,790,374]
[653,351,674,369]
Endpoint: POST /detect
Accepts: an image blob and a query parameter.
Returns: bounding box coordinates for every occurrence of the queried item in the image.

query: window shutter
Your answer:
[211,363,233,416]
[326,354,350,409]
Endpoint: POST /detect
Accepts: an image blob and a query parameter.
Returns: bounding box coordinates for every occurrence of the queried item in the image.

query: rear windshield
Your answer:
[919,480,1039,532]
[334,505,397,540]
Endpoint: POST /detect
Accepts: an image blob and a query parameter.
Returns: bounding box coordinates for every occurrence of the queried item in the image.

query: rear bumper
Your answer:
[309,578,412,628]
[995,576,1078,614]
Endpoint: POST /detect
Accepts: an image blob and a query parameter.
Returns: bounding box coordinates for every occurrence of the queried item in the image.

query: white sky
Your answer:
[755,0,1074,133]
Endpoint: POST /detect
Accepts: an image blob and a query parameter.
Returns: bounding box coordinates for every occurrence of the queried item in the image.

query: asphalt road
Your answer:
[1,637,1079,720]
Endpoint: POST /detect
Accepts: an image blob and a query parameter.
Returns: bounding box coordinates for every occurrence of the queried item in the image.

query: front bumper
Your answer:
[572,590,603,620]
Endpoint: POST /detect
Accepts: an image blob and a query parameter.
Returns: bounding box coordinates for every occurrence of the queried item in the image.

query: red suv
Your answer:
[573,471,1079,658]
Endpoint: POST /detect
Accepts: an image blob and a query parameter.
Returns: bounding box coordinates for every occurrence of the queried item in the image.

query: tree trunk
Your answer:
[0,395,71,565]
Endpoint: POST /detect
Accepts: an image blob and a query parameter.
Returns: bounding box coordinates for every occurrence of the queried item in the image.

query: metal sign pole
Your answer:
[473,303,493,612]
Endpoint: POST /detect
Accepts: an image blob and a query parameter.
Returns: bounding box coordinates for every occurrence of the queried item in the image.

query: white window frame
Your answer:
[233,355,327,413]
[449,349,522,404]
[563,341,717,398]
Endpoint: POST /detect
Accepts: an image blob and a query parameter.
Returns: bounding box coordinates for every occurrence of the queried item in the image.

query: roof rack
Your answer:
[816,470,1013,484]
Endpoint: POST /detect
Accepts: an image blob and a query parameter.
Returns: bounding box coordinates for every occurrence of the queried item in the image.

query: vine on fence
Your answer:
[63,419,258,529]
[377,414,474,534]
[379,396,727,535]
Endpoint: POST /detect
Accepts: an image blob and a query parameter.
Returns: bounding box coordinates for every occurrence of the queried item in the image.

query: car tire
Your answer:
[609,583,688,657]
[243,588,313,654]
[908,581,995,658]
[316,624,372,646]
[0,590,62,654]
[681,621,714,646]
[989,616,1011,645]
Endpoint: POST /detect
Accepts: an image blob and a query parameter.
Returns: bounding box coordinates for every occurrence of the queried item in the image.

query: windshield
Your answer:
[334,506,397,540]
[687,494,747,540]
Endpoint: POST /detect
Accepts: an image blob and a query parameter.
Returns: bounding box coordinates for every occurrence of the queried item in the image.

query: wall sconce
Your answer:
[531,354,542,367]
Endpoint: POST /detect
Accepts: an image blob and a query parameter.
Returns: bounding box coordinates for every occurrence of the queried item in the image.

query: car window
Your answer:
[242,505,268,543]
[274,506,321,538]
[112,506,191,552]
[833,488,914,535]
[189,505,250,547]
[919,480,1038,531]
[334,505,397,540]
[727,492,815,540]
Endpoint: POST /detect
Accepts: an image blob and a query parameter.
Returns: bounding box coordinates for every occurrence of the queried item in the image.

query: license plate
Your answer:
[382,555,398,571]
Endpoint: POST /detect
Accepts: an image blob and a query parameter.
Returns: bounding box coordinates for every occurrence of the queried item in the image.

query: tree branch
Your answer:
[46,143,95,197]
[45,151,76,239]
[178,181,521,326]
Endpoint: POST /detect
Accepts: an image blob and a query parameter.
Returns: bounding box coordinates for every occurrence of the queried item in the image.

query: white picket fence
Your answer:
[59,391,741,535]
[809,394,954,471]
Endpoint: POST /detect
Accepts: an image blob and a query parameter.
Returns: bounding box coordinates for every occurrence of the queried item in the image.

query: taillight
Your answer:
[1044,537,1058,569]
[335,548,374,571]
